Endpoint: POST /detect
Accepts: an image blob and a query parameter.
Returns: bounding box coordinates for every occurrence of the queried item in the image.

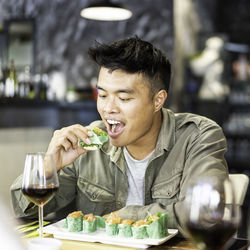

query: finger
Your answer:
[52,129,62,140]
[77,146,88,155]
[59,127,85,145]
[72,128,92,145]
[61,124,93,142]
[52,125,93,151]
[58,137,73,151]
[73,124,93,137]
[65,131,79,149]
[71,124,89,134]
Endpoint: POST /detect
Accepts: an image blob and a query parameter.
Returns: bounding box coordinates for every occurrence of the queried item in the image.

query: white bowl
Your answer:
[27,237,62,250]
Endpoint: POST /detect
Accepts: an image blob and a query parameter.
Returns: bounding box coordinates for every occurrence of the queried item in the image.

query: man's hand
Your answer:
[46,124,93,171]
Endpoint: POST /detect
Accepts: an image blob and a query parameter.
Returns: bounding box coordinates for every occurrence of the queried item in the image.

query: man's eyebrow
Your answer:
[116,89,135,94]
[97,86,135,94]
[97,86,105,91]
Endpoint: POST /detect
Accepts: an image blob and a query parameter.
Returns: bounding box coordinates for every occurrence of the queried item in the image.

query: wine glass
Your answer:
[248,206,250,250]
[180,177,241,250]
[21,152,59,237]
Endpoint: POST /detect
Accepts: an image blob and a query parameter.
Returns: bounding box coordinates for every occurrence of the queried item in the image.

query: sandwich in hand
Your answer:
[79,127,108,151]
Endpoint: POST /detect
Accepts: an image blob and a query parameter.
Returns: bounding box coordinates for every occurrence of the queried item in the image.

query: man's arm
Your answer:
[118,123,228,230]
[10,163,78,219]
[10,123,92,218]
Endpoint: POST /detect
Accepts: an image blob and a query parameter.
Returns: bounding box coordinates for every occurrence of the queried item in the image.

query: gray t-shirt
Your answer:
[123,147,154,206]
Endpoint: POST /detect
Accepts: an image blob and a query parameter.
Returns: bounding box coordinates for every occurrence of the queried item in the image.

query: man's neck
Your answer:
[126,111,162,160]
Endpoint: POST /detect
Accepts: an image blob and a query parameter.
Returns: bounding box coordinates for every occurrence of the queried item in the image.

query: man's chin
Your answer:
[109,138,126,148]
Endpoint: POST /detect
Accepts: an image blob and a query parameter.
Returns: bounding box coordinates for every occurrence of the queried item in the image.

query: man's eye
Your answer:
[98,94,107,98]
[119,97,131,101]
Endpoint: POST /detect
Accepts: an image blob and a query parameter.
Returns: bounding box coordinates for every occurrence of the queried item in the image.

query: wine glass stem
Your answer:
[38,205,44,237]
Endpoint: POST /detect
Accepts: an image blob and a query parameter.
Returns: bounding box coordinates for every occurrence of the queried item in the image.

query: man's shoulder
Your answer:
[164,109,221,131]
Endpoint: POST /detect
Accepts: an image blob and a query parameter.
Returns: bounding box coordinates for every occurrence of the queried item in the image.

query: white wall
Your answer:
[0,127,53,211]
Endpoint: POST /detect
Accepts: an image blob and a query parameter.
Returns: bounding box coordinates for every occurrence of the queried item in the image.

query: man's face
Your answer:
[97,67,157,148]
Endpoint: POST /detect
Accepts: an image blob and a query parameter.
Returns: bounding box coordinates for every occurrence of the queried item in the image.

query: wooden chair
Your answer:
[228,174,249,238]
[229,174,249,205]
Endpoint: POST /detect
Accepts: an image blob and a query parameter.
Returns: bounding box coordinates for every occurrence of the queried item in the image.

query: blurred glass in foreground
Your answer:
[0,199,25,250]
[180,177,241,250]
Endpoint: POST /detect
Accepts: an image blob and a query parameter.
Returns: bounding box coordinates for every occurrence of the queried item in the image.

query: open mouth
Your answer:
[106,119,125,136]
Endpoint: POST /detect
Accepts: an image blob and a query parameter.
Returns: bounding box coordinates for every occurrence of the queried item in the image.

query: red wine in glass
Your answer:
[181,177,240,250]
[22,152,59,237]
[186,221,237,250]
[22,184,59,206]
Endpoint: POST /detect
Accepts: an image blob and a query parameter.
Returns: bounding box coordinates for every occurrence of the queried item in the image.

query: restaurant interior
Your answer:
[0,0,249,248]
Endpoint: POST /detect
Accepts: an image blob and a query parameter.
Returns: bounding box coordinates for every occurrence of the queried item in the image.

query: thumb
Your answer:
[77,145,88,155]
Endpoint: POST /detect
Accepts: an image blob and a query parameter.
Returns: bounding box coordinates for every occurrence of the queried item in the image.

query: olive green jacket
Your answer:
[10,108,228,229]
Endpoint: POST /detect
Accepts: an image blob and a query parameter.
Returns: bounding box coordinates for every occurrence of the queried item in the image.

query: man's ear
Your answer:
[154,90,167,112]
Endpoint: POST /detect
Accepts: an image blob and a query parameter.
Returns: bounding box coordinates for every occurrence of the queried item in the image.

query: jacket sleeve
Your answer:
[118,122,229,230]
[10,163,78,219]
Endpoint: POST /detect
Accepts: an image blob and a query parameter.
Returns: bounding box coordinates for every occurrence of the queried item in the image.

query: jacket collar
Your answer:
[102,139,126,173]
[156,108,176,152]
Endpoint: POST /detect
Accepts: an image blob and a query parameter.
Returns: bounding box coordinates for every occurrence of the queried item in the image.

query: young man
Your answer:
[11,37,228,229]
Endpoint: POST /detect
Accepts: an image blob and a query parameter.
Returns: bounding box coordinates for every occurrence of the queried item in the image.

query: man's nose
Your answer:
[103,97,118,113]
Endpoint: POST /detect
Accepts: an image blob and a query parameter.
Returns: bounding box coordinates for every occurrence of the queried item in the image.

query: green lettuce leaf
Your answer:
[79,127,108,149]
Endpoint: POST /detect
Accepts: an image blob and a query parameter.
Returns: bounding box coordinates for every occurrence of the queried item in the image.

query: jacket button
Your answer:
[117,201,121,206]
[92,193,97,199]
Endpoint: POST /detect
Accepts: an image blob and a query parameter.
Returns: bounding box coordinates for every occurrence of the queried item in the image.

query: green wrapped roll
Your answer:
[106,223,119,236]
[132,220,149,239]
[132,225,149,239]
[146,212,169,238]
[159,213,168,236]
[118,224,133,238]
[118,219,134,238]
[96,216,106,229]
[105,213,122,236]
[67,211,83,232]
[79,127,108,151]
[82,214,97,233]
[63,217,68,228]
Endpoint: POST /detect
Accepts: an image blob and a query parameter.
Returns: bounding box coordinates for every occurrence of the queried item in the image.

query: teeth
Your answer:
[107,120,121,125]
[107,120,121,133]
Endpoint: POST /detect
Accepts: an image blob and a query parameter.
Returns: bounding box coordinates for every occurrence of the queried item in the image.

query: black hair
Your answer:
[88,37,171,95]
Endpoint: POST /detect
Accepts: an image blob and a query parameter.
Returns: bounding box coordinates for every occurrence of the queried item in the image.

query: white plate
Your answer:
[43,219,178,248]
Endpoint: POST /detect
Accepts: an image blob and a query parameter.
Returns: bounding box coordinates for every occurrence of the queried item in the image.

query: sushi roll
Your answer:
[66,211,83,232]
[105,213,122,236]
[146,212,168,238]
[132,220,149,239]
[96,215,106,229]
[79,126,108,151]
[63,218,68,228]
[159,213,168,236]
[82,213,97,233]
[118,219,135,238]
